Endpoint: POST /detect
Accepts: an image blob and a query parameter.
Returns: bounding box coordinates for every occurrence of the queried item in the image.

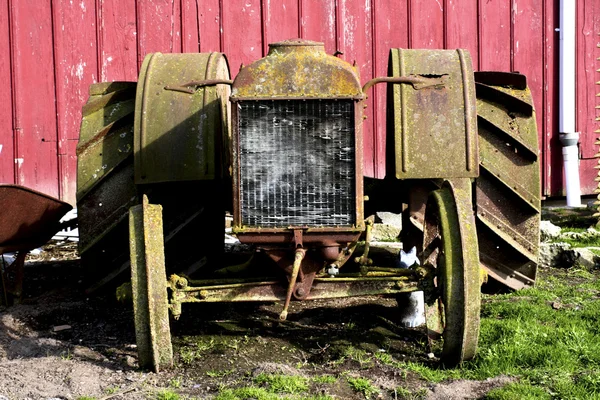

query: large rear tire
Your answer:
[77,82,138,285]
[474,72,541,290]
[403,73,541,291]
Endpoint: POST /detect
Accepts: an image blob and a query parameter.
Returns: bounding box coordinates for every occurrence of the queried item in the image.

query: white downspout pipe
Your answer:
[559,0,581,207]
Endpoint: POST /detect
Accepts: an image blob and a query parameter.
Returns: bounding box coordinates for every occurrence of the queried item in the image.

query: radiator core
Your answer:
[237,99,356,227]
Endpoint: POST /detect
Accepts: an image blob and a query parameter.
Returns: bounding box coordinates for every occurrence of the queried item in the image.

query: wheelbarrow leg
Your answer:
[1,251,27,306]
[129,195,173,372]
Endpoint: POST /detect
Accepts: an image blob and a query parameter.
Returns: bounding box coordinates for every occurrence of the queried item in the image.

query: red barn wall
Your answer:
[0,0,597,205]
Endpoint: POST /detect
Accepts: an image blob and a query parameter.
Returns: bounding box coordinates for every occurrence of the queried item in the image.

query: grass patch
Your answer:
[207,368,235,378]
[395,387,427,400]
[215,387,332,400]
[179,338,216,364]
[312,375,337,384]
[374,351,393,364]
[551,235,600,248]
[383,268,600,398]
[339,345,373,368]
[347,377,378,398]
[254,373,309,394]
[168,378,182,389]
[155,389,181,400]
[485,382,551,400]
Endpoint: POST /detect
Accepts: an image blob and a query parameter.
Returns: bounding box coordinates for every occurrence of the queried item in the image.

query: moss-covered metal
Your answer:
[77,82,137,201]
[167,275,419,309]
[76,82,138,268]
[474,72,541,290]
[231,39,362,99]
[129,195,172,372]
[134,52,230,184]
[388,48,478,179]
[422,179,481,366]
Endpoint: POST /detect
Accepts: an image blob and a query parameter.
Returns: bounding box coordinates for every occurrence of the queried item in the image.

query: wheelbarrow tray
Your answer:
[0,184,72,254]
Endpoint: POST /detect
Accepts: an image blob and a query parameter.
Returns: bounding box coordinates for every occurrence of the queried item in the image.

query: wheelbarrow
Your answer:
[0,184,72,305]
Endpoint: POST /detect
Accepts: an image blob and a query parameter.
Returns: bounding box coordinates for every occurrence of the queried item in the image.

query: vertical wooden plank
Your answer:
[337,0,375,177]
[263,0,299,51]
[409,0,444,49]
[576,0,600,194]
[52,0,98,203]
[543,0,560,196]
[446,0,478,67]
[372,0,409,178]
[576,0,598,159]
[59,142,79,206]
[181,0,200,52]
[513,0,544,183]
[300,0,336,54]
[137,0,182,64]
[9,0,59,196]
[222,0,263,73]
[98,0,138,81]
[0,0,14,184]
[198,0,221,52]
[479,0,512,71]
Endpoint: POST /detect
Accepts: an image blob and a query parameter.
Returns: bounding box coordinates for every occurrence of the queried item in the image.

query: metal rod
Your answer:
[164,79,233,94]
[279,249,305,320]
[361,75,446,94]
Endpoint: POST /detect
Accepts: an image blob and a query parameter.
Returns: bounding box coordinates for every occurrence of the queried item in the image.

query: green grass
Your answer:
[215,386,333,400]
[347,377,378,398]
[394,387,427,400]
[207,368,235,378]
[385,268,600,398]
[155,390,182,400]
[215,373,337,400]
[312,375,337,384]
[254,373,309,394]
[553,235,600,248]
[179,338,216,364]
[485,382,551,400]
[339,345,373,368]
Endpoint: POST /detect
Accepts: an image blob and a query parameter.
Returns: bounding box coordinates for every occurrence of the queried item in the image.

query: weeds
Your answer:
[179,337,216,364]
[214,373,333,400]
[340,346,373,368]
[104,386,119,394]
[374,351,393,364]
[168,377,182,388]
[347,376,378,398]
[207,368,235,378]
[394,387,427,400]
[254,373,309,394]
[155,389,181,400]
[60,349,73,361]
[215,387,332,400]
[312,375,337,384]
[485,382,551,400]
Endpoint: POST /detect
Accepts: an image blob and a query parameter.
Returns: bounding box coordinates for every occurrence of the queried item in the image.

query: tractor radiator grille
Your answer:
[238,99,356,227]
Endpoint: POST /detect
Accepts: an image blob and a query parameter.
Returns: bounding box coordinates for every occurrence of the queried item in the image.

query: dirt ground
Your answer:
[0,242,513,400]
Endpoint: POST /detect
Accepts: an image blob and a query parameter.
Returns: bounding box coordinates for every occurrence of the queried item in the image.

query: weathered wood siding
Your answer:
[0,0,596,204]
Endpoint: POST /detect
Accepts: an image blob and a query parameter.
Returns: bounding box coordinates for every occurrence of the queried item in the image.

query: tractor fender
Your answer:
[388,49,478,180]
[134,52,231,184]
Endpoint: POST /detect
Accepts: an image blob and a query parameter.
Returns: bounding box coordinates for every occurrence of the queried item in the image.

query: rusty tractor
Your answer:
[77,39,540,372]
